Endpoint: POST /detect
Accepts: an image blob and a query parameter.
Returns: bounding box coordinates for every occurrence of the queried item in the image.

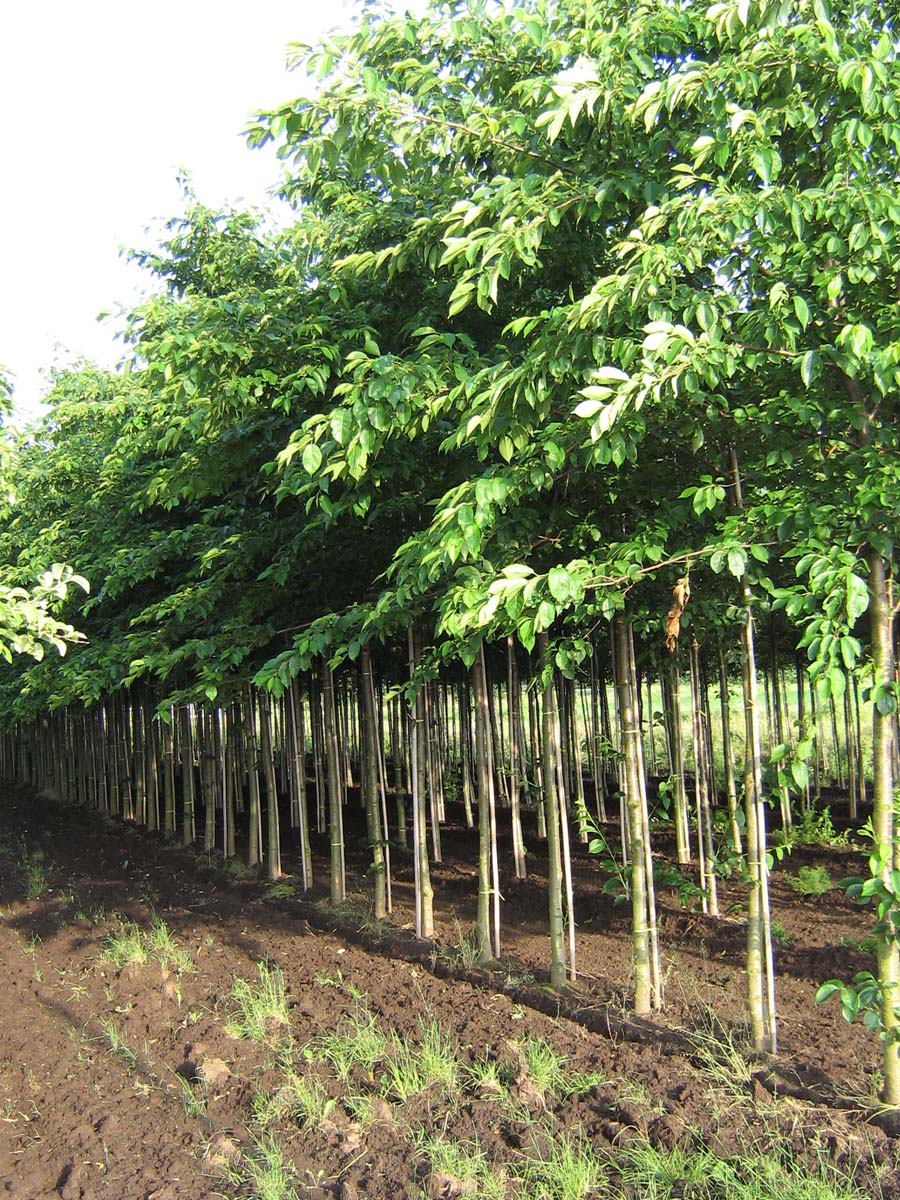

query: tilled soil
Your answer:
[0,783,896,1198]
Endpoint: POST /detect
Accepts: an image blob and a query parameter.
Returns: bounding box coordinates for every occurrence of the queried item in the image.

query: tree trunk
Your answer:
[321,661,346,905]
[866,549,900,1103]
[538,632,566,988]
[360,646,387,919]
[613,615,654,1015]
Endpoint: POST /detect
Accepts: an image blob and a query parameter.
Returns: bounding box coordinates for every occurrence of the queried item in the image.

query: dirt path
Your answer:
[0,784,896,1199]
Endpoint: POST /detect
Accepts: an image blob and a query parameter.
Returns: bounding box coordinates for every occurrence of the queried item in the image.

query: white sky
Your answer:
[0,0,356,424]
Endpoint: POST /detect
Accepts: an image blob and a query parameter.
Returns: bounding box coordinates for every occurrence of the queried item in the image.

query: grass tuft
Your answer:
[226,961,291,1045]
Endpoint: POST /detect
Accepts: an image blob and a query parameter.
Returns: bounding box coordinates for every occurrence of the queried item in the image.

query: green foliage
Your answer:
[817,971,898,1041]
[786,866,832,897]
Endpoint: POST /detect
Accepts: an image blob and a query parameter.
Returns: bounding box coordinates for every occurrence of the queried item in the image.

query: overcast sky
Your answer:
[0,1,356,423]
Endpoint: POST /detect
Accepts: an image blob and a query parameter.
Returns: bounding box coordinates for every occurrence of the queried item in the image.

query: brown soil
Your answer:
[0,783,896,1198]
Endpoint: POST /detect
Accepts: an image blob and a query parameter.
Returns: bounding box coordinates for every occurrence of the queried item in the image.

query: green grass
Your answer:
[279,1070,335,1128]
[415,1132,507,1200]
[101,916,194,973]
[515,1131,606,1200]
[310,995,389,1083]
[381,1018,460,1102]
[170,1068,207,1117]
[23,850,48,900]
[519,1037,606,1103]
[98,1017,138,1071]
[227,1135,299,1200]
[615,1143,873,1200]
[225,961,291,1045]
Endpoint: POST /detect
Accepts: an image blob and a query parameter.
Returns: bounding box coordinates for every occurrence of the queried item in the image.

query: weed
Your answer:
[98,1017,137,1071]
[519,1037,605,1103]
[381,1019,460,1102]
[171,1070,207,1118]
[346,1093,390,1126]
[617,1142,871,1200]
[22,933,41,955]
[313,969,345,989]
[515,1130,605,1200]
[279,1070,335,1128]
[416,1132,507,1200]
[682,1007,755,1101]
[770,920,795,948]
[227,1135,299,1200]
[264,879,298,901]
[797,806,848,848]
[311,996,389,1083]
[433,918,481,970]
[148,917,194,973]
[101,921,150,968]
[465,1055,512,1101]
[786,865,832,896]
[101,916,194,974]
[23,853,48,900]
[226,961,290,1045]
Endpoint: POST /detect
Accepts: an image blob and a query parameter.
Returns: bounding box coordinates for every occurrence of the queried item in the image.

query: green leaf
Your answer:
[302,442,323,474]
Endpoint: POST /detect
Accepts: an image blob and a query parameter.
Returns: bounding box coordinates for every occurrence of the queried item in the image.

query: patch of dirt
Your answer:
[0,784,894,1198]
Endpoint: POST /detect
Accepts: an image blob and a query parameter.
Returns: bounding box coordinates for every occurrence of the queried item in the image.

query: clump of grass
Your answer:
[311,995,389,1083]
[381,1018,460,1102]
[465,1054,513,1101]
[171,1069,207,1118]
[148,917,195,973]
[98,1017,138,1071]
[23,850,48,900]
[616,1143,871,1200]
[416,1132,507,1200]
[433,918,482,970]
[346,1093,391,1127]
[279,1070,335,1128]
[264,879,298,901]
[786,865,832,896]
[226,961,291,1046]
[519,1037,606,1103]
[227,1135,299,1200]
[515,1131,605,1200]
[771,920,795,948]
[101,921,150,968]
[682,1008,755,1101]
[101,916,194,973]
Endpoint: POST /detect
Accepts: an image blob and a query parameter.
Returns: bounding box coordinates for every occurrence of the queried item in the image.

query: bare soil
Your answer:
[0,783,897,1198]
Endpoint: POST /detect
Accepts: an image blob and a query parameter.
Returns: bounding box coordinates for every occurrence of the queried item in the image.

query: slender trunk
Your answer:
[289,679,313,889]
[321,661,346,905]
[258,692,282,882]
[614,615,653,1015]
[717,644,743,855]
[668,663,692,864]
[360,646,386,919]
[731,446,777,1054]
[244,687,262,869]
[507,637,527,878]
[867,550,900,1103]
[473,645,497,961]
[180,706,195,848]
[409,630,434,938]
[690,641,719,917]
[538,633,567,988]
